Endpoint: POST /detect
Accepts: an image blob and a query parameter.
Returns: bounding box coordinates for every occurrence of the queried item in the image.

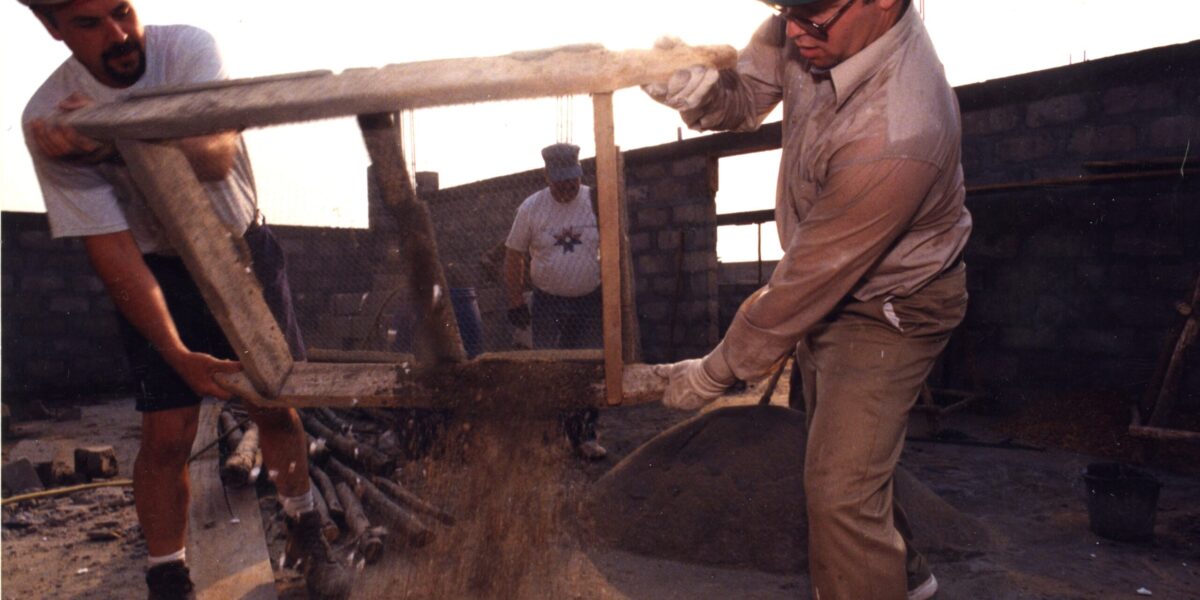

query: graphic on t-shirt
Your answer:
[553,226,584,254]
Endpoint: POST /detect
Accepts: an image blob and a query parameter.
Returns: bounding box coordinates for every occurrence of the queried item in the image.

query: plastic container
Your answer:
[450,287,484,359]
[1082,462,1161,542]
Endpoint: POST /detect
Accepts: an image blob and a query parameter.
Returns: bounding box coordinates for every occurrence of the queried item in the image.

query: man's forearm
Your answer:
[502,249,527,307]
[83,231,241,400]
[173,131,238,181]
[83,232,188,360]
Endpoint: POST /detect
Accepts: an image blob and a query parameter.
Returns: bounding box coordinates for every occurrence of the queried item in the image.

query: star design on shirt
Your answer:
[553,227,583,254]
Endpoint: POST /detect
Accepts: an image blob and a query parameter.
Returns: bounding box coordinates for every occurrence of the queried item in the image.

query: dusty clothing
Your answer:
[692,8,972,381]
[684,6,970,599]
[795,265,966,599]
[505,185,601,298]
[23,24,257,255]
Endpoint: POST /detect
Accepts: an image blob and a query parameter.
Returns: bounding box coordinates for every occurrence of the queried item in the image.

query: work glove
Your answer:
[642,36,721,111]
[653,351,736,411]
[507,304,532,329]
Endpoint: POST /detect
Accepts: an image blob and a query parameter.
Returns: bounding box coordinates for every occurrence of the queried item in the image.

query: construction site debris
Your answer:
[221,421,261,487]
[74,445,119,480]
[2,459,45,497]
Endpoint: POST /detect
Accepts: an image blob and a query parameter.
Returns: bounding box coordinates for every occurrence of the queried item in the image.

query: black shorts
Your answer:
[119,223,306,412]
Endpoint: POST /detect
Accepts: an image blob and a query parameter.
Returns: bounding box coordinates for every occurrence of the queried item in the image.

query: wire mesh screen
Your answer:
[281,98,612,362]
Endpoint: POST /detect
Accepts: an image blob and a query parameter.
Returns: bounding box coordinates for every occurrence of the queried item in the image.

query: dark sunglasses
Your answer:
[774,0,858,42]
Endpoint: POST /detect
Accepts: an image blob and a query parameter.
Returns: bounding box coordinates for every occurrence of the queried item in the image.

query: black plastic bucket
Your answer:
[1082,462,1161,542]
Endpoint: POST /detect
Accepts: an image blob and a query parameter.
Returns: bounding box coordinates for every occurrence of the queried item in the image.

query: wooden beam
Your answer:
[967,169,1199,195]
[67,44,738,140]
[1129,424,1200,443]
[187,400,277,600]
[358,112,466,365]
[616,151,642,363]
[1145,272,1200,428]
[593,92,624,407]
[116,140,293,397]
[215,360,668,410]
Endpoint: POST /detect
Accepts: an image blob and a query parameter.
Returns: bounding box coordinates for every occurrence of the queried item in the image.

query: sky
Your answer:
[3,0,1198,262]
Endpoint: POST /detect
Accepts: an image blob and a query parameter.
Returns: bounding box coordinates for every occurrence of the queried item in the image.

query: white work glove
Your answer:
[642,36,720,111]
[653,352,735,411]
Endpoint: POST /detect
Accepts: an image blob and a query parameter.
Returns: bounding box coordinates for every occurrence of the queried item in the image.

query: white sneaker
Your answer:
[576,440,608,460]
[907,573,938,600]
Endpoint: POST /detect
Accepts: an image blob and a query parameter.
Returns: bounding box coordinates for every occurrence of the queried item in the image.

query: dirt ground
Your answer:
[3,377,1199,599]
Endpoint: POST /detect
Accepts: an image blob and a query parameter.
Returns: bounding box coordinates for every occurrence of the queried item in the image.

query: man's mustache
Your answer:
[103,39,142,61]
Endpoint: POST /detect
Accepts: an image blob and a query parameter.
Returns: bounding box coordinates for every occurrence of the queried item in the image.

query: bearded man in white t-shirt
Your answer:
[503,143,607,460]
[18,1,350,597]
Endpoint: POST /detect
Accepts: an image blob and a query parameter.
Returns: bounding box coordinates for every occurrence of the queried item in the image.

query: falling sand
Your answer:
[358,414,587,599]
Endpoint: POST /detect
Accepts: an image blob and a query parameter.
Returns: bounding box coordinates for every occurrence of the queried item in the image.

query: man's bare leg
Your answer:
[135,405,201,558]
[245,404,310,496]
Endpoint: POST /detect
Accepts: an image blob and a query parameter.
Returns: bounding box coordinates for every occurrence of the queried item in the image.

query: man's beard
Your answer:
[102,38,146,86]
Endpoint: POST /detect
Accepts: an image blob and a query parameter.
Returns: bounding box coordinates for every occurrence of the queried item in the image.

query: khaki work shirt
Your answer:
[688,7,973,380]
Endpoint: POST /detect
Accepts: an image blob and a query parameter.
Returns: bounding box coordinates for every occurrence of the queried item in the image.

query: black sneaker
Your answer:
[145,560,195,600]
[286,510,352,599]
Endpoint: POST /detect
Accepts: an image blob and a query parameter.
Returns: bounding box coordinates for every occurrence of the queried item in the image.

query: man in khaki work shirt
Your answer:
[646,0,971,598]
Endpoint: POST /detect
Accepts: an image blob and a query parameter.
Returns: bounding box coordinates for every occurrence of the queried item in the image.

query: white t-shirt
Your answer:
[23,25,257,255]
[504,185,600,298]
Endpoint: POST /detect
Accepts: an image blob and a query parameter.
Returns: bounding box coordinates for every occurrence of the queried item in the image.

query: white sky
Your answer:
[3,1,1198,262]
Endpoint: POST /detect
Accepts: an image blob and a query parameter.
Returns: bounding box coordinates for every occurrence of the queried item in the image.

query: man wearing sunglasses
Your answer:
[646,1,971,598]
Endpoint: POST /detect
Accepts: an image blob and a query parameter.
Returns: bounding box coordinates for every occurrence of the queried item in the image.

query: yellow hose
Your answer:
[1,479,134,506]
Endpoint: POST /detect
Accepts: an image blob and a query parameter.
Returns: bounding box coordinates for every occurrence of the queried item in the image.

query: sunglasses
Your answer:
[773,0,858,42]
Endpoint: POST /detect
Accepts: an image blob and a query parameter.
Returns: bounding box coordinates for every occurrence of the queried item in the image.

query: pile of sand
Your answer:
[586,404,991,573]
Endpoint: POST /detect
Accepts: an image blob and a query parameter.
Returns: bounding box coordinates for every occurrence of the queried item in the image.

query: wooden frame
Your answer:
[69,43,737,407]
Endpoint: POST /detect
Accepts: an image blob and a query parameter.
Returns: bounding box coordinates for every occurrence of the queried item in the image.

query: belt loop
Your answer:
[245,210,265,236]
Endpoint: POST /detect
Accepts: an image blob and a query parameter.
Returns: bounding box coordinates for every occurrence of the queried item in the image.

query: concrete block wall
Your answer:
[708,41,1200,398]
[958,42,1200,185]
[952,42,1199,397]
[2,40,1197,405]
[1,212,130,398]
[417,151,721,364]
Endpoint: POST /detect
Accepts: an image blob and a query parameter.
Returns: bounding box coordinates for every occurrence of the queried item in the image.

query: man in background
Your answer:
[18,0,350,597]
[504,143,608,460]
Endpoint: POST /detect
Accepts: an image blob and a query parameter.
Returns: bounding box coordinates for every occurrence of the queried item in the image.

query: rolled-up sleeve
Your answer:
[717,155,941,380]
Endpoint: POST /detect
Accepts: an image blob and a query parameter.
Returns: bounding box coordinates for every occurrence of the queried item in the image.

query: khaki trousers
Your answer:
[796,265,967,600]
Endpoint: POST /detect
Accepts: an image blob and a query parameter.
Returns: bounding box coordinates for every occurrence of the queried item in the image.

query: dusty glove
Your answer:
[641,36,720,111]
[644,65,720,111]
[507,304,531,329]
[653,353,735,410]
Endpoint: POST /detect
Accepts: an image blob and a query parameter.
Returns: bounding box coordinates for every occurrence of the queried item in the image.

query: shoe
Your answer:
[907,573,938,600]
[145,560,195,600]
[286,510,353,599]
[576,439,608,460]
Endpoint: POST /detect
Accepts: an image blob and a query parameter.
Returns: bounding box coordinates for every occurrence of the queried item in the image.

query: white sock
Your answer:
[280,489,315,519]
[148,548,186,567]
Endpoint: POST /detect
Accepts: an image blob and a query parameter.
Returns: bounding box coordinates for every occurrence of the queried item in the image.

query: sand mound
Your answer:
[587,404,991,573]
